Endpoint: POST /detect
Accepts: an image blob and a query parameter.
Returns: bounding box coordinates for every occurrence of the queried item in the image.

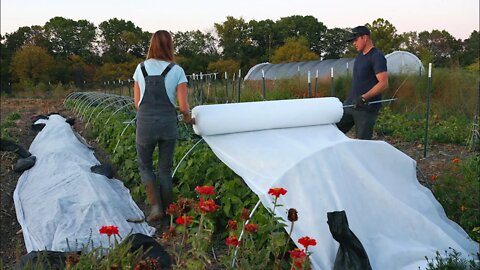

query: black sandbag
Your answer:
[14,156,36,172]
[0,139,31,158]
[17,250,68,270]
[31,115,49,122]
[125,233,171,269]
[65,117,76,126]
[327,210,372,270]
[32,123,46,132]
[91,164,114,179]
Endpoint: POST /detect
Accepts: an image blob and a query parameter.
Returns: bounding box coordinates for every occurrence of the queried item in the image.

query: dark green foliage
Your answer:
[431,155,480,241]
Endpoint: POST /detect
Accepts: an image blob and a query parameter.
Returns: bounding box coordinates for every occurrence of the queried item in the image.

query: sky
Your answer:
[1,0,478,40]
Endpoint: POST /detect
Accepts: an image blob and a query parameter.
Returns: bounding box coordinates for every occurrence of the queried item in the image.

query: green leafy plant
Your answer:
[431,156,480,240]
[424,248,479,270]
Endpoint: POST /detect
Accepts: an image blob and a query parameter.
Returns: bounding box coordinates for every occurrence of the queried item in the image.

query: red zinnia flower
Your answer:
[452,158,460,164]
[289,248,307,259]
[240,208,250,221]
[245,223,259,233]
[175,215,193,225]
[227,220,238,230]
[298,236,317,249]
[196,197,219,214]
[294,260,303,269]
[430,175,438,182]
[99,225,119,236]
[225,235,240,247]
[162,226,176,242]
[166,203,181,216]
[268,187,287,198]
[195,185,215,196]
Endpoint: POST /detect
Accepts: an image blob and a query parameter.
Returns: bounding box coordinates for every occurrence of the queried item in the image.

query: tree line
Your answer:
[0,15,478,92]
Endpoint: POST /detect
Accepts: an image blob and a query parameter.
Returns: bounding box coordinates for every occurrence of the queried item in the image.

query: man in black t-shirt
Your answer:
[336,26,389,139]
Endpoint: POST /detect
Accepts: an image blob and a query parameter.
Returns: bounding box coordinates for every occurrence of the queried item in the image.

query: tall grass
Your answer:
[190,67,478,122]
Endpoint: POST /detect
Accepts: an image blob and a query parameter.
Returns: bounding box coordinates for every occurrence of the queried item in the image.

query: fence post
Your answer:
[330,68,334,96]
[423,63,433,158]
[225,72,229,103]
[237,69,241,102]
[262,69,266,100]
[307,71,311,98]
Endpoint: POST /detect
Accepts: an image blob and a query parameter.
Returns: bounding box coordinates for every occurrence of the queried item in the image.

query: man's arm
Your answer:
[361,71,388,100]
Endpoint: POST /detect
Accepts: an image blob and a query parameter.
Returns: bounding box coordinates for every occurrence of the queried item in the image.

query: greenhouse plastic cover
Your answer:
[192,98,478,269]
[244,50,424,80]
[14,115,155,252]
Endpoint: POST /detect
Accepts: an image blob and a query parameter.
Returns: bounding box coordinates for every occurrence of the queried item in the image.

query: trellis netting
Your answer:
[191,97,478,269]
[14,114,155,253]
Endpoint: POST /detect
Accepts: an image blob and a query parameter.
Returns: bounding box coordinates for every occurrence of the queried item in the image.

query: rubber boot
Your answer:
[144,181,163,222]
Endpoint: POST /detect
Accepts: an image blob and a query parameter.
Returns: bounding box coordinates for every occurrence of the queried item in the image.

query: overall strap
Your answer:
[140,62,148,78]
[160,63,176,77]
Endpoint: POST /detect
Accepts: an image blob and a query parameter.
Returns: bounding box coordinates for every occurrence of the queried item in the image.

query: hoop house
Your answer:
[244,51,424,80]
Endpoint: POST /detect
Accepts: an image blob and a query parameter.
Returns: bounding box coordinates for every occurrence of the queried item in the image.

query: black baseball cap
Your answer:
[346,26,370,42]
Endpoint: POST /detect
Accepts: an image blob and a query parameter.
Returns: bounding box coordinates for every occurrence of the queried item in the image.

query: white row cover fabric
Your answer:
[14,115,155,252]
[192,97,343,136]
[192,98,478,269]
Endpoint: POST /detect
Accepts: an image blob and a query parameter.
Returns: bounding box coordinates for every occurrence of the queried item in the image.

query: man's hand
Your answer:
[354,96,367,108]
[182,112,195,125]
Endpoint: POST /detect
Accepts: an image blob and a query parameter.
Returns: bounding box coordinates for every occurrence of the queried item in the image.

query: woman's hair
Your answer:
[146,30,175,62]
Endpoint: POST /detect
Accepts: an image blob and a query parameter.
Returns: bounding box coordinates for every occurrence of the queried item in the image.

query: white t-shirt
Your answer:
[132,59,188,106]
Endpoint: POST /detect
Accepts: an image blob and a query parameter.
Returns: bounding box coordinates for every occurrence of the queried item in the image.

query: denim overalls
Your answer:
[136,62,177,209]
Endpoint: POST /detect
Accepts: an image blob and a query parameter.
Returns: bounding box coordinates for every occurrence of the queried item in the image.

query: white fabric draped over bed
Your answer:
[14,115,155,252]
[192,97,478,269]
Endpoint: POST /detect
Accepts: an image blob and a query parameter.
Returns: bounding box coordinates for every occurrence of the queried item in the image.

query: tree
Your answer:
[214,16,254,69]
[0,35,10,91]
[98,18,148,63]
[271,37,318,64]
[399,31,432,65]
[2,26,48,86]
[367,18,402,54]
[249,19,276,62]
[44,17,97,61]
[4,26,47,52]
[274,15,327,56]
[10,44,55,84]
[207,59,240,78]
[459,30,479,67]
[94,60,140,82]
[322,28,350,59]
[418,30,461,67]
[173,30,219,73]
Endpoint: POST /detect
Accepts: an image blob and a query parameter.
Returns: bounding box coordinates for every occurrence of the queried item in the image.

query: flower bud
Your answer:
[288,208,298,222]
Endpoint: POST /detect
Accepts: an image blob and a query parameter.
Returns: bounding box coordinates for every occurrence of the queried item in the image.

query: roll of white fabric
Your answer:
[192,97,343,136]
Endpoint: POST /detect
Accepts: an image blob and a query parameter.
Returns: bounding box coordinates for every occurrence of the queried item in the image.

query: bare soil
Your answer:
[0,97,475,268]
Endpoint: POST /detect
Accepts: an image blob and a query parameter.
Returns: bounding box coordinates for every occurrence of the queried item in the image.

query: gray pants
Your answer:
[136,120,177,208]
[336,107,378,140]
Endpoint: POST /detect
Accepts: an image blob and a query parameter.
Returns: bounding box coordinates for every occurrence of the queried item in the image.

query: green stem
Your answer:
[271,197,279,268]
[196,214,205,252]
[272,197,278,214]
[281,221,295,261]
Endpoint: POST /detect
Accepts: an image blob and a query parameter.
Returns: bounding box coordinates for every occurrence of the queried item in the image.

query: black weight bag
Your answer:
[327,210,372,270]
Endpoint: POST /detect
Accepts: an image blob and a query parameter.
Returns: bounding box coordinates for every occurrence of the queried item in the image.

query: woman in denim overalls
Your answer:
[132,30,193,223]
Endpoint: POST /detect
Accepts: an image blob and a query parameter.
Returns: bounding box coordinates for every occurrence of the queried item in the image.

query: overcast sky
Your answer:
[1,0,478,40]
